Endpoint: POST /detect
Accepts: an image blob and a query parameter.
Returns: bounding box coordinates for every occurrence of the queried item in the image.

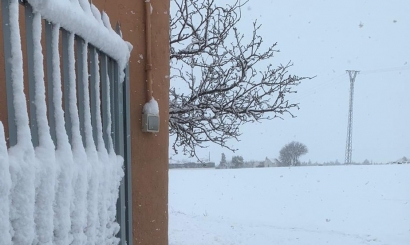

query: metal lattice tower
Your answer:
[345,70,360,164]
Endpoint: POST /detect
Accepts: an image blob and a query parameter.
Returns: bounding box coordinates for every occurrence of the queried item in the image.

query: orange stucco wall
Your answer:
[0,1,170,244]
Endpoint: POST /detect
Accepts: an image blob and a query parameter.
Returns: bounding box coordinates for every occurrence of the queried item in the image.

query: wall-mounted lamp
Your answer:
[142,113,159,133]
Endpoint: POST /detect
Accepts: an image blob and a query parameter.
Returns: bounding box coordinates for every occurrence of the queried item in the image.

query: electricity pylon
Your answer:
[345,70,360,164]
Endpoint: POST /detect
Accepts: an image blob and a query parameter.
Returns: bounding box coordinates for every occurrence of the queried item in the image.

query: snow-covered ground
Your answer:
[169,165,410,245]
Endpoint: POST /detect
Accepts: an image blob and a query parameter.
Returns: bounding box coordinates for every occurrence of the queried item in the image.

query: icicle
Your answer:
[101,11,114,32]
[90,49,109,244]
[31,12,56,245]
[103,74,122,244]
[7,0,36,244]
[90,4,103,25]
[0,122,12,244]
[78,0,92,14]
[49,23,74,245]
[66,32,88,245]
[79,41,100,245]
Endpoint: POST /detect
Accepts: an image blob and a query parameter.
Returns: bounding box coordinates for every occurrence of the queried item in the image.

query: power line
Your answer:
[295,65,409,100]
[293,73,346,101]
[360,65,410,75]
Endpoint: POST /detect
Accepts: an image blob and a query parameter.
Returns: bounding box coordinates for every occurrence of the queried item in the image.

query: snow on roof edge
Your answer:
[27,0,132,74]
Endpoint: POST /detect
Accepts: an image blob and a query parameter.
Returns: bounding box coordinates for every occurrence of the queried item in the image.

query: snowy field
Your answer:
[169,165,410,245]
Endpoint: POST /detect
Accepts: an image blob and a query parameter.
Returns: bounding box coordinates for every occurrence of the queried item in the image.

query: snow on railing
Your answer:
[27,0,133,82]
[0,0,132,244]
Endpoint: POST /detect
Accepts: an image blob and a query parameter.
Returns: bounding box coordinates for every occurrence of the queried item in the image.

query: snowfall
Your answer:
[169,164,410,245]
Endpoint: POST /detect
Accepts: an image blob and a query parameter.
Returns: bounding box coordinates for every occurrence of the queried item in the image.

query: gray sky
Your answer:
[170,0,410,164]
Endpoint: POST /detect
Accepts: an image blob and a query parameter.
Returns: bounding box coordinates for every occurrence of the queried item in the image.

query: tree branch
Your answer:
[169,0,311,158]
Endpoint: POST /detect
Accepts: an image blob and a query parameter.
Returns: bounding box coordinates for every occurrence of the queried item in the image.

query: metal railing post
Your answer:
[76,36,87,147]
[62,29,73,145]
[1,0,17,146]
[24,2,39,147]
[115,23,133,245]
[123,63,133,245]
[89,45,99,147]
[109,58,116,148]
[45,21,57,146]
[100,54,110,151]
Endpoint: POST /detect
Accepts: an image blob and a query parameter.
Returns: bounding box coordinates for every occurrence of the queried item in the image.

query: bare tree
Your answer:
[231,155,244,168]
[169,0,309,157]
[277,141,308,166]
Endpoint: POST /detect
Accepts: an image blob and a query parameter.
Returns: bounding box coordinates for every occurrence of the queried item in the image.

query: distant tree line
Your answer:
[217,141,308,169]
[204,142,408,169]
[218,153,245,169]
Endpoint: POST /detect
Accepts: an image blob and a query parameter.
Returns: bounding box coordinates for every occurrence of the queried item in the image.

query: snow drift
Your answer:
[169,165,410,245]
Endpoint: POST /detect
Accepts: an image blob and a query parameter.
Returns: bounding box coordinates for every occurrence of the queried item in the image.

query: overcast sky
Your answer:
[170,0,410,164]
